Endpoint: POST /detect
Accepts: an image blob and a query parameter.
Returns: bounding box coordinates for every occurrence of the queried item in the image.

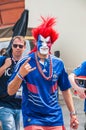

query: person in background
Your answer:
[7,17,79,130]
[69,62,86,129]
[0,48,6,56]
[0,36,26,130]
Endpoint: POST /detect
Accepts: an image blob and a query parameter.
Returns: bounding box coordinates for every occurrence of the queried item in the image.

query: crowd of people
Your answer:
[0,16,85,130]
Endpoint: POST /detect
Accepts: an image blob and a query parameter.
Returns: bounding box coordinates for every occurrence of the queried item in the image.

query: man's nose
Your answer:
[43,42,47,47]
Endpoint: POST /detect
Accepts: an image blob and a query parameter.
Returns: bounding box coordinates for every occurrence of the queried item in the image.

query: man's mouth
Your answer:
[41,47,48,50]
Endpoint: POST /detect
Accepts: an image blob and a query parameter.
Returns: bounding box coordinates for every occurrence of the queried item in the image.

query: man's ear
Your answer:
[24,45,26,50]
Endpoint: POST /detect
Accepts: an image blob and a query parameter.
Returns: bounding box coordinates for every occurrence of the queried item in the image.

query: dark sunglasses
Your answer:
[12,44,24,49]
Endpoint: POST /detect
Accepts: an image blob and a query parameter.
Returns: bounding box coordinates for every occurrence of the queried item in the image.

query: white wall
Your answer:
[25,0,86,73]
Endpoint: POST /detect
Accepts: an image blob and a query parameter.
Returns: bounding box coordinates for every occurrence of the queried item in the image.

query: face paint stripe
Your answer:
[37,35,52,55]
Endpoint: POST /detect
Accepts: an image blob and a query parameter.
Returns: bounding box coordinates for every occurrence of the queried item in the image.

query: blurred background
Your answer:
[0,0,86,73]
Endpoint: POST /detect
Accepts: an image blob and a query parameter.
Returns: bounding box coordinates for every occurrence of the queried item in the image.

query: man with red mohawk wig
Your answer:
[8,16,79,130]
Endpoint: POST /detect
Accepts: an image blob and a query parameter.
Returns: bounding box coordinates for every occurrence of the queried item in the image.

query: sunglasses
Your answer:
[12,44,24,49]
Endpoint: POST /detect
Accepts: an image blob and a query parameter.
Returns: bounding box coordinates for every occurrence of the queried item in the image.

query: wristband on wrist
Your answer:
[17,72,24,80]
[70,111,77,117]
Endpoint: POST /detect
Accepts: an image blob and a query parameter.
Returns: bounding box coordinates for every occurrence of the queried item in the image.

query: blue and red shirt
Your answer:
[8,53,71,127]
[73,61,86,112]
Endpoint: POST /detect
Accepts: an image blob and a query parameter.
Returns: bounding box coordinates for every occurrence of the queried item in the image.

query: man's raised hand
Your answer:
[18,58,36,78]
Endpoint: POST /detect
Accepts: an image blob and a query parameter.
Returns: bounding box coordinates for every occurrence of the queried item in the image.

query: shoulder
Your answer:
[15,55,29,70]
[81,61,86,66]
[0,56,7,66]
[51,55,64,66]
[75,61,86,69]
[0,55,6,60]
[15,53,35,71]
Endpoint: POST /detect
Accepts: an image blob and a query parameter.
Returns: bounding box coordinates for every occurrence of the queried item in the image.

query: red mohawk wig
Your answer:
[32,16,59,44]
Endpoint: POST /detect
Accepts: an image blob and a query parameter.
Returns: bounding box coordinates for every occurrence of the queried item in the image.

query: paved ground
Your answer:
[20,93,86,130]
[59,94,86,130]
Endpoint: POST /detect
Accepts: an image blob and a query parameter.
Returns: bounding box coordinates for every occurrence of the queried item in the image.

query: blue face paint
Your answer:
[37,35,51,55]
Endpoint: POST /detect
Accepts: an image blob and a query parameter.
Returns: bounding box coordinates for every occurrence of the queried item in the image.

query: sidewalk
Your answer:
[59,93,86,130]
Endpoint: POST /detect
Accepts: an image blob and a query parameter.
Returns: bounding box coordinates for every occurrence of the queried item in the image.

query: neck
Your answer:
[35,51,52,80]
[37,51,49,61]
[12,55,21,61]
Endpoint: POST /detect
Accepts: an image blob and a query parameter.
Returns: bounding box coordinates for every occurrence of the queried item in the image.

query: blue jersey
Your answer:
[8,53,71,127]
[73,61,86,112]
[0,56,22,109]
[73,61,86,76]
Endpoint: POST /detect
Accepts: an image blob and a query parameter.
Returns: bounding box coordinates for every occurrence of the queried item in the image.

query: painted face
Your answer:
[37,35,51,55]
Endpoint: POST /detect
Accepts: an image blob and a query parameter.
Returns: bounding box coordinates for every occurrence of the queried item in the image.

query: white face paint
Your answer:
[37,35,51,55]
